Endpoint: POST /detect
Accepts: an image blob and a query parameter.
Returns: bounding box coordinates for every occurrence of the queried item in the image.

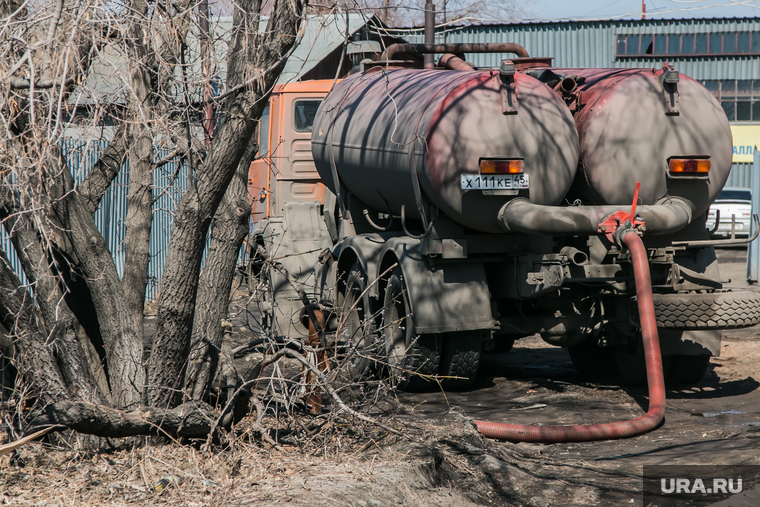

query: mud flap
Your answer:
[378,238,496,335]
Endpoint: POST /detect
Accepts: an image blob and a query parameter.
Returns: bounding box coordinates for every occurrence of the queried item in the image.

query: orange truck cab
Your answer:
[248,80,335,339]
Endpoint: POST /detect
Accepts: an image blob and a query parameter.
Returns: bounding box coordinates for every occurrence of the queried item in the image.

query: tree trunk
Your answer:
[0,249,69,404]
[77,123,128,215]
[48,167,145,409]
[147,0,303,408]
[185,140,255,401]
[122,64,155,352]
[0,191,106,404]
[29,400,217,438]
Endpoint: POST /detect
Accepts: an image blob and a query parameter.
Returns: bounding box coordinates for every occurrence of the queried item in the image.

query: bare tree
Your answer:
[0,0,306,437]
[315,0,531,27]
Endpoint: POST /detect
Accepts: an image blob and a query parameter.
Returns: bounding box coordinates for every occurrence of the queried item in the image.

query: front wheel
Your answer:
[614,335,671,385]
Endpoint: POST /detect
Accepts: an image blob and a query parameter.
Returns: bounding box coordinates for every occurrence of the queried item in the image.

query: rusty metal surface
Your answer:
[380,43,530,62]
[311,68,579,233]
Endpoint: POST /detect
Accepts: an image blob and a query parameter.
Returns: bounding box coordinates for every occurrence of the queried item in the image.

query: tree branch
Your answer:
[77,122,129,215]
[9,77,75,89]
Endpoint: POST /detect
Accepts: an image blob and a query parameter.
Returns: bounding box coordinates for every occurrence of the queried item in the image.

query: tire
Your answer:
[614,335,671,385]
[568,338,618,377]
[439,332,481,390]
[667,355,711,385]
[381,267,441,391]
[336,262,378,382]
[632,291,760,330]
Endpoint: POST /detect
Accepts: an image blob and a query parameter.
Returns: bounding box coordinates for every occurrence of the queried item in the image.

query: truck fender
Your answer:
[335,233,399,299]
[377,237,496,335]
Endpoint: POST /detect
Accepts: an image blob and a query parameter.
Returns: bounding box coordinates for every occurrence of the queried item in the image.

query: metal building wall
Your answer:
[406,17,760,80]
[726,162,754,189]
[0,141,195,300]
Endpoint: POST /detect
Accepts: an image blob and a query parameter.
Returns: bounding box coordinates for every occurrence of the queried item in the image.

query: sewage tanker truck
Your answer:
[248,42,760,390]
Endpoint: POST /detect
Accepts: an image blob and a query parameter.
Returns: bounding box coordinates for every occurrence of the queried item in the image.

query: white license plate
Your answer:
[460,173,529,190]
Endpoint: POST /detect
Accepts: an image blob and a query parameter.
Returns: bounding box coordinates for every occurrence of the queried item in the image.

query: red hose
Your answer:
[474,231,666,442]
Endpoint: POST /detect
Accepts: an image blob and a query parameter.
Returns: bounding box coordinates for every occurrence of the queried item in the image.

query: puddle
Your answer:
[691,409,745,418]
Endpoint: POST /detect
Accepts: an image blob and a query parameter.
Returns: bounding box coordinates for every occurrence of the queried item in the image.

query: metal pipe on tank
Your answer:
[381,43,529,62]
[439,53,474,71]
[554,76,577,96]
[498,197,693,236]
[559,246,588,266]
[424,0,435,69]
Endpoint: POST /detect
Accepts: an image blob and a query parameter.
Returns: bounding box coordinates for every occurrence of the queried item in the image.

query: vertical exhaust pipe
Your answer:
[424,0,435,69]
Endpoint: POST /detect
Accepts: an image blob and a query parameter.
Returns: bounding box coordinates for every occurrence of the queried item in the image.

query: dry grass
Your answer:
[0,412,475,507]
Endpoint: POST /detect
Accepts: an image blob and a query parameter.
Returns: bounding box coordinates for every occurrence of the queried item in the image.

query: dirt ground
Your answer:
[2,248,760,506]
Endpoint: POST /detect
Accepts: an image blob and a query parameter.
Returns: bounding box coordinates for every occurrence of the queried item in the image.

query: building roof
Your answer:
[392,16,760,31]
[69,13,379,106]
[273,14,375,85]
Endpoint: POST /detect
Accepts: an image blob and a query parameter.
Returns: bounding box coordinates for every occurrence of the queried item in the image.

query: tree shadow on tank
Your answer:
[565,70,729,213]
[425,71,580,231]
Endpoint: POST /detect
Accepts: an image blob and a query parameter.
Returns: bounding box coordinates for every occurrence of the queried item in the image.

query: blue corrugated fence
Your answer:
[0,140,232,300]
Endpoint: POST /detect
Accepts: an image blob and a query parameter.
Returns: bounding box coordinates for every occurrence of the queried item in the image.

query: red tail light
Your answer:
[480,159,524,174]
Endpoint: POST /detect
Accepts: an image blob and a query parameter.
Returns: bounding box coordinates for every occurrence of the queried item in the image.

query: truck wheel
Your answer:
[381,267,440,391]
[614,336,671,385]
[439,332,481,390]
[568,338,617,377]
[667,355,711,385]
[336,262,378,381]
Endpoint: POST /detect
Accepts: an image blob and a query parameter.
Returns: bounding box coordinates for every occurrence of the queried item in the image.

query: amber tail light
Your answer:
[668,158,710,176]
[480,159,524,174]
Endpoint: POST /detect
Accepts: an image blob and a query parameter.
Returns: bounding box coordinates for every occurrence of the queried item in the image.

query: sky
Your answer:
[526,0,760,21]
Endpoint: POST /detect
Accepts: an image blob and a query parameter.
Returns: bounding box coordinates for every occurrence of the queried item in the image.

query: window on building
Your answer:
[616,31,760,57]
[702,79,760,122]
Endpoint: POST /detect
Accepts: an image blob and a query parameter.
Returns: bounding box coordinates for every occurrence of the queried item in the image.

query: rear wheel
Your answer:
[381,267,440,391]
[614,335,671,385]
[568,338,618,377]
[667,355,711,384]
[439,332,481,390]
